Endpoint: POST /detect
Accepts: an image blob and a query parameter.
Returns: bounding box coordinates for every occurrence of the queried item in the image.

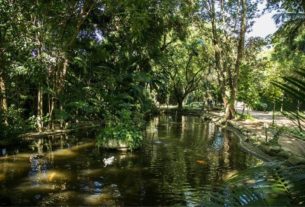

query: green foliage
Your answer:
[185,102,204,109]
[274,125,305,140]
[268,0,305,52]
[273,68,305,105]
[0,0,303,152]
[236,112,254,121]
[272,67,305,130]
[97,109,144,150]
[269,0,305,130]
[156,27,209,109]
[0,105,31,141]
[197,163,305,206]
[253,102,268,111]
[286,127,305,140]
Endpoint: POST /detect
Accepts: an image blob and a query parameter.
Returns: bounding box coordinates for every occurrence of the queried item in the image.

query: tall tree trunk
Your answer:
[34,13,45,131]
[210,0,228,113]
[272,99,275,125]
[225,0,247,120]
[0,74,8,125]
[50,56,68,129]
[59,103,64,129]
[37,85,43,132]
[49,97,56,130]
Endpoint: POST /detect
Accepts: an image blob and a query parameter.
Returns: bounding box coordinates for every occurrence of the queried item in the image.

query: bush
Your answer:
[236,112,254,121]
[253,102,268,111]
[96,109,144,150]
[0,105,30,143]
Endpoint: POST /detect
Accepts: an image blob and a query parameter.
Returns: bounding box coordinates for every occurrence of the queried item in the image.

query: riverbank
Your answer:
[159,107,278,162]
[205,110,305,165]
[20,123,100,140]
[0,122,100,147]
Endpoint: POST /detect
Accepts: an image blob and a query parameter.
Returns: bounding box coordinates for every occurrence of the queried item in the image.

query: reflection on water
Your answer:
[0,115,263,206]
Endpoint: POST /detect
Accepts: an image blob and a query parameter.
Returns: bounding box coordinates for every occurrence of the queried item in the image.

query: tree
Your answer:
[0,1,30,126]
[237,37,269,111]
[87,0,196,114]
[158,32,208,111]
[199,0,257,120]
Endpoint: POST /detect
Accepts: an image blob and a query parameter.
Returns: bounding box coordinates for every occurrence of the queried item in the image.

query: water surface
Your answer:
[0,115,262,206]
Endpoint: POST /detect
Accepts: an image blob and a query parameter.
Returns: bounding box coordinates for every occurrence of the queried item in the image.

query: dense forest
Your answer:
[1,0,305,206]
[1,0,304,144]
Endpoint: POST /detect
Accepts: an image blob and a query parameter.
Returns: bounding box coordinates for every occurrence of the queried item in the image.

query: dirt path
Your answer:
[235,108,305,159]
[251,111,301,126]
[236,107,297,127]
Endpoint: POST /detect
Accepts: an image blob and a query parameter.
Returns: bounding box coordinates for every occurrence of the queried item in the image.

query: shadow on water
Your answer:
[0,115,304,206]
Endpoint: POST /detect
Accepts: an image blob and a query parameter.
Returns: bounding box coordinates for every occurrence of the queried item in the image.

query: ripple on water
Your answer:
[40,191,79,206]
[29,170,71,182]
[82,184,121,206]
[0,116,264,206]
[80,169,104,177]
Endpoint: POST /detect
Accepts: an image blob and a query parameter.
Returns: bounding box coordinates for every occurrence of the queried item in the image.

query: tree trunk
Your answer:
[59,103,64,129]
[296,99,303,131]
[0,74,8,125]
[225,91,236,120]
[226,0,247,120]
[280,95,284,112]
[210,0,228,115]
[48,56,68,130]
[242,103,245,115]
[37,85,43,132]
[178,99,183,112]
[34,16,44,131]
[272,99,275,125]
[49,96,56,130]
[225,102,235,120]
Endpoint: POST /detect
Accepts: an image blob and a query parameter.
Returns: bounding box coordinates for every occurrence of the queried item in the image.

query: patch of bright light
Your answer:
[248,1,278,38]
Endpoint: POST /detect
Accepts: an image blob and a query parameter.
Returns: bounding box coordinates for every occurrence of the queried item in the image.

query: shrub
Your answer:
[96,109,144,150]
[253,102,268,111]
[0,105,30,142]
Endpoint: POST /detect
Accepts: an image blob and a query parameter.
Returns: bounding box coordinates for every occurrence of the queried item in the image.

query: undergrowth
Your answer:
[236,112,255,121]
[198,163,305,206]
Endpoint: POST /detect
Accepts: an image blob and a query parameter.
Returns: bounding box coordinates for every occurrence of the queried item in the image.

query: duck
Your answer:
[103,156,115,167]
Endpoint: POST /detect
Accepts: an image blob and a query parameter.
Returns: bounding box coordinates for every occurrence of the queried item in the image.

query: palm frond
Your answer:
[273,68,305,105]
[196,163,305,206]
[272,81,305,102]
[283,76,305,93]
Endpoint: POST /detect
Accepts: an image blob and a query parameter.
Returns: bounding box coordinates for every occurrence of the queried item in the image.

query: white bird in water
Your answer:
[103,156,115,167]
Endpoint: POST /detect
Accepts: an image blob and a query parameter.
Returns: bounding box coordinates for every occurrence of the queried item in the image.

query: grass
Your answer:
[236,112,255,121]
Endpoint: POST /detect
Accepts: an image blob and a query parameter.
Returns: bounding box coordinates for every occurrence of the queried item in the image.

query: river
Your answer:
[2,115,300,206]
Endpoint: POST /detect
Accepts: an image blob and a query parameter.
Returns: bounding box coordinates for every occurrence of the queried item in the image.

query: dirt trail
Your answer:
[236,107,296,126]
[235,108,305,158]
